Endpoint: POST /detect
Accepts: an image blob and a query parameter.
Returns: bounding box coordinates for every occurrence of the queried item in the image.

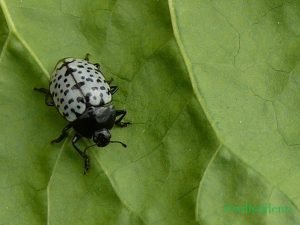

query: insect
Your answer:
[34,54,129,174]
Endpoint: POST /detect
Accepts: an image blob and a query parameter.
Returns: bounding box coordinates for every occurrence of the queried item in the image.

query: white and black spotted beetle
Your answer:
[35,54,129,174]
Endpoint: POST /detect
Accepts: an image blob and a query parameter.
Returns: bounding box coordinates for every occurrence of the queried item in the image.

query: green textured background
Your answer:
[0,0,299,224]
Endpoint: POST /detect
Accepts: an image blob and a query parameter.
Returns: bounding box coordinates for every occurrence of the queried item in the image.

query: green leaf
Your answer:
[169,0,300,224]
[0,0,299,225]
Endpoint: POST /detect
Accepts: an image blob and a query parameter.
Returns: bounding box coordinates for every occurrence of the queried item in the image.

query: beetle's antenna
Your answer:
[110,141,127,148]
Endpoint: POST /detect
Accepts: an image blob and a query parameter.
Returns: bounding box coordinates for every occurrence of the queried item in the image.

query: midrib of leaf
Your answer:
[168,1,300,222]
[167,1,228,220]
[0,32,9,61]
[195,143,222,219]
[0,0,49,78]
[168,0,223,144]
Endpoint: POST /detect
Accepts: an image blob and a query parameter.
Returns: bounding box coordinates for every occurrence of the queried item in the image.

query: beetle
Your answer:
[34,54,129,174]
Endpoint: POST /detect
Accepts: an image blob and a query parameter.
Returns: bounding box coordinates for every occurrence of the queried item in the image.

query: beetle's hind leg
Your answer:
[110,86,118,95]
[94,63,100,69]
[34,87,48,94]
[34,87,54,106]
[106,77,114,85]
[84,53,90,61]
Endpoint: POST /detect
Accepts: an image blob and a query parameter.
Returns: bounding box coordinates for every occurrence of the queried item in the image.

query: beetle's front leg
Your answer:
[115,110,131,127]
[51,123,72,143]
[72,135,90,175]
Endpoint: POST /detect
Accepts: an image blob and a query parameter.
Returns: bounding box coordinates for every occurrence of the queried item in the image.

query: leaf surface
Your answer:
[169,0,300,224]
[0,0,299,224]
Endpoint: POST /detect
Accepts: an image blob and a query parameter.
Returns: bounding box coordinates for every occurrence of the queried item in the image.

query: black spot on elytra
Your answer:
[68,99,74,104]
[93,96,97,100]
[54,83,58,88]
[85,92,92,102]
[100,86,106,90]
[58,75,62,80]
[64,105,68,110]
[76,97,84,103]
[77,65,84,68]
[70,108,81,117]
[64,78,68,83]
[77,105,81,109]
[87,67,93,70]
[78,71,82,74]
[66,83,70,88]
[60,89,63,93]
[81,76,85,79]
[63,112,69,117]
[89,74,94,77]
[58,84,61,88]
[91,87,98,91]
[96,78,102,83]
[71,81,85,90]
[86,78,93,82]
[64,89,69,96]
[60,98,64,103]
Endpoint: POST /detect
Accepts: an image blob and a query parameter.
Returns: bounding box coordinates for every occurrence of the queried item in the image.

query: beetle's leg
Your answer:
[115,110,131,127]
[84,53,90,61]
[72,135,90,175]
[45,92,54,106]
[34,87,48,94]
[51,123,72,143]
[106,78,114,85]
[110,86,118,95]
[84,53,103,73]
[95,63,105,75]
[94,63,100,69]
[34,87,54,106]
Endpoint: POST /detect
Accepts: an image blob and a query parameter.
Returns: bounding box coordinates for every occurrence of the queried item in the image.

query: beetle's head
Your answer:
[92,106,127,148]
[93,128,111,147]
[93,128,127,148]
